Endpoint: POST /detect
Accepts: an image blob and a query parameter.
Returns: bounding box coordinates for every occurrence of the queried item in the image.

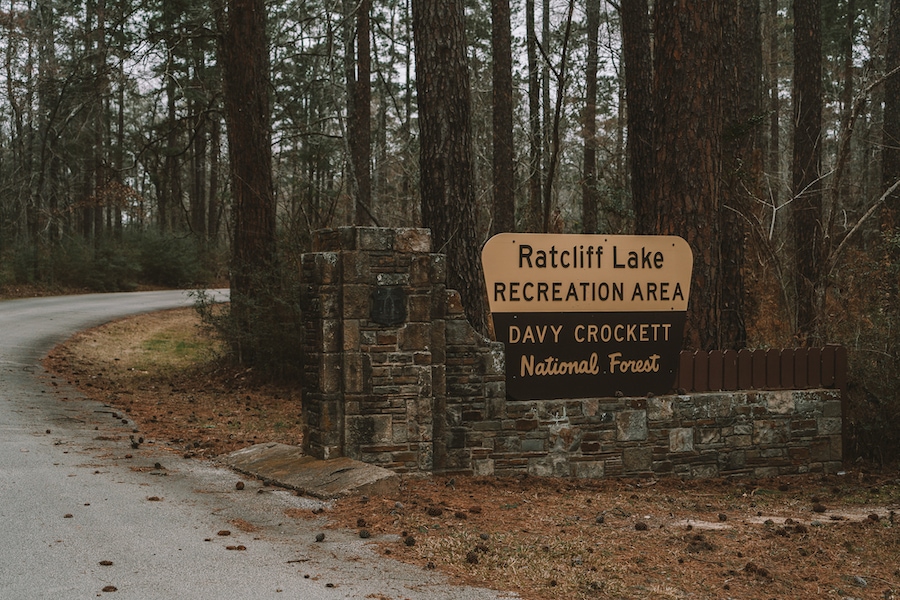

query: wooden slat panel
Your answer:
[821,346,836,387]
[835,346,848,390]
[752,349,767,389]
[677,350,694,392]
[766,349,781,389]
[723,349,738,390]
[693,351,710,392]
[807,347,822,387]
[708,350,724,391]
[780,349,794,389]
[737,348,753,390]
[794,348,808,388]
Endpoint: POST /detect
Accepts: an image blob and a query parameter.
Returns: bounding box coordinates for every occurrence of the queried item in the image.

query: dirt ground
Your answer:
[44,308,900,600]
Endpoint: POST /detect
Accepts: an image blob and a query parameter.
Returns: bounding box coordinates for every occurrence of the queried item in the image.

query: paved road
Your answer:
[0,291,511,600]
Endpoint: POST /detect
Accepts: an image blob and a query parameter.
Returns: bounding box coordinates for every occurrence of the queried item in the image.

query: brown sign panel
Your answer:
[482,234,693,400]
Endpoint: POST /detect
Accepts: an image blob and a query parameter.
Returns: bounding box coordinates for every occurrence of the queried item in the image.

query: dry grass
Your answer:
[44,308,304,458]
[45,308,900,600]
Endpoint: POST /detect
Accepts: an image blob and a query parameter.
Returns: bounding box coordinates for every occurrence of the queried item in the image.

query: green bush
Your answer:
[4,233,220,292]
[134,232,209,288]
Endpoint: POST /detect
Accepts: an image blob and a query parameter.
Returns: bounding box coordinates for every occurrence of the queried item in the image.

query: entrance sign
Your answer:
[482,233,693,400]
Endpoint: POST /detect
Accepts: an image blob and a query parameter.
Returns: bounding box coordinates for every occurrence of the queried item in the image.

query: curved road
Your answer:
[0,291,509,600]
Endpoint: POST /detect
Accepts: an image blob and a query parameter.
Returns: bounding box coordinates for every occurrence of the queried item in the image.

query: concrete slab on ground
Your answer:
[221,443,400,499]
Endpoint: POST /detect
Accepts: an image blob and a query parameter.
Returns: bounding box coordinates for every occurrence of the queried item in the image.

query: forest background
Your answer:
[1,0,899,463]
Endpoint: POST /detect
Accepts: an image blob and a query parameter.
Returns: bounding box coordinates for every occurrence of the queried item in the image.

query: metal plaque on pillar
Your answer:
[371,286,407,326]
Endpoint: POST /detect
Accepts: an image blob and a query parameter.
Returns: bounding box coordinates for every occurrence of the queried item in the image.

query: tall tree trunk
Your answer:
[162,69,178,233]
[411,0,488,334]
[542,0,575,233]
[767,0,781,186]
[93,0,107,243]
[791,0,824,344]
[540,0,552,231]
[221,0,278,363]
[652,0,725,350]
[620,0,654,234]
[491,0,515,235]
[525,0,542,232]
[883,0,900,228]
[581,0,600,234]
[114,61,124,239]
[719,0,763,349]
[190,43,207,244]
[347,0,373,225]
[208,114,221,244]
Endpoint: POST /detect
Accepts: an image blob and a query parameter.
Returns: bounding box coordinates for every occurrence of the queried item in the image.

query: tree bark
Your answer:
[525,0,542,232]
[884,0,900,227]
[491,0,515,235]
[581,0,600,234]
[411,0,488,334]
[347,0,373,225]
[719,0,763,349]
[620,0,654,235]
[791,0,824,344]
[652,0,724,350]
[221,0,278,363]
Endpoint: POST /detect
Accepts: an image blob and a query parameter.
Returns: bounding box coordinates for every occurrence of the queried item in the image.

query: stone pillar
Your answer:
[300,227,444,472]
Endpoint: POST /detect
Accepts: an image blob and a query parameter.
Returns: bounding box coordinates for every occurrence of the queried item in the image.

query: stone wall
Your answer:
[300,226,844,479]
[300,227,443,471]
[446,389,843,478]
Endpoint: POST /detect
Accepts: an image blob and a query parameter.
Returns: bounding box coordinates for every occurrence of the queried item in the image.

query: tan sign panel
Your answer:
[482,233,692,313]
[482,233,693,400]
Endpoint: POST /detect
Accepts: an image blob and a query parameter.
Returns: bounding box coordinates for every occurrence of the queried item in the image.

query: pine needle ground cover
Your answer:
[46,309,899,600]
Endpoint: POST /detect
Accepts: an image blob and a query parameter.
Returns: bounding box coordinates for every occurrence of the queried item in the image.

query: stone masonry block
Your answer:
[343,353,365,394]
[446,290,465,315]
[342,285,370,319]
[340,251,368,284]
[321,319,340,354]
[357,227,394,251]
[446,318,477,346]
[817,417,842,435]
[766,391,794,414]
[400,323,431,351]
[376,272,409,286]
[622,447,653,472]
[573,460,605,479]
[315,252,341,284]
[472,458,495,476]
[346,414,393,447]
[822,400,842,418]
[418,442,434,471]
[753,420,789,445]
[343,320,361,351]
[410,255,433,286]
[648,397,674,421]
[669,427,695,452]
[429,254,447,283]
[394,228,432,253]
[407,293,432,322]
[616,410,648,441]
[320,353,342,393]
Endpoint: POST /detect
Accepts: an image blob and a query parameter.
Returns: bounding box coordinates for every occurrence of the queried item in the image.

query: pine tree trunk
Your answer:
[526,0,542,232]
[884,0,900,225]
[348,0,372,225]
[581,0,600,234]
[791,0,824,344]
[491,0,515,235]
[221,0,277,363]
[652,0,724,350]
[411,0,488,334]
[620,0,654,234]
